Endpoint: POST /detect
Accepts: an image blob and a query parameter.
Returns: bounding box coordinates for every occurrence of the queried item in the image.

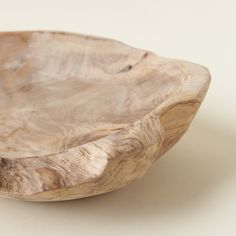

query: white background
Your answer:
[0,0,235,235]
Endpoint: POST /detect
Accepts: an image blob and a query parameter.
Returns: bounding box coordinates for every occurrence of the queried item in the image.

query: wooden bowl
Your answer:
[0,31,210,201]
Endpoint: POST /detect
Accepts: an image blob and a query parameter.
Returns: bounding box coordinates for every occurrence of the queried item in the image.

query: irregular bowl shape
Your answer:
[0,31,210,201]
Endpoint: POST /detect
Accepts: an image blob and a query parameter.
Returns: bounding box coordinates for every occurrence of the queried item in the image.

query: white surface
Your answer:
[0,0,235,235]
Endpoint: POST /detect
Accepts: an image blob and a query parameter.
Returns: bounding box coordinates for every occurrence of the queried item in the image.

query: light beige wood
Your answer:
[0,31,210,201]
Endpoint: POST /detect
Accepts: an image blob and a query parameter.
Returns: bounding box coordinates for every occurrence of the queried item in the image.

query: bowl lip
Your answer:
[0,31,211,199]
[0,30,134,50]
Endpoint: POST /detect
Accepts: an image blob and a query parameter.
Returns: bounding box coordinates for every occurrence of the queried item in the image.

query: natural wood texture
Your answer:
[0,31,210,201]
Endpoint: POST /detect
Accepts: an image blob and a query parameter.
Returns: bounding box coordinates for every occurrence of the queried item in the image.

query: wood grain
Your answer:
[0,31,210,201]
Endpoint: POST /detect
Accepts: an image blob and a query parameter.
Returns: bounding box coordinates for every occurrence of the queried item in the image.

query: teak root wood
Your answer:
[0,31,210,201]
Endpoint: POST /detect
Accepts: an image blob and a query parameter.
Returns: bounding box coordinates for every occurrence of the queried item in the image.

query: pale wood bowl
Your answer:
[0,31,210,201]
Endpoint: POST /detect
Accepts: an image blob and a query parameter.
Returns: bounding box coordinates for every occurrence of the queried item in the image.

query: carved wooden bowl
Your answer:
[0,31,210,201]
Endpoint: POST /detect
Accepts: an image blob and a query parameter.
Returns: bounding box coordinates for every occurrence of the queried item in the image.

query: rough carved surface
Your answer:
[0,31,210,201]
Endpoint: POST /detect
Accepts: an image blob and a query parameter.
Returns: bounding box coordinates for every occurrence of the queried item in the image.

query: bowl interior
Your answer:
[0,32,185,158]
